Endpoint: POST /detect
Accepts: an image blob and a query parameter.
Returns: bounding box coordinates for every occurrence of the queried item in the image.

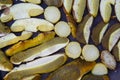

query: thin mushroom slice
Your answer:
[10,37,69,64]
[4,54,67,80]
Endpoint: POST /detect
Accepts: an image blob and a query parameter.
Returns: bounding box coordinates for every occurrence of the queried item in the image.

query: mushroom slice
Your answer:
[63,0,73,13]
[0,0,13,10]
[6,32,55,56]
[115,0,120,22]
[91,21,108,45]
[4,54,67,80]
[22,74,41,80]
[76,14,94,44]
[102,23,120,51]
[87,0,100,17]
[112,41,120,61]
[0,3,43,22]
[73,0,86,22]
[46,59,96,80]
[0,50,13,71]
[100,0,115,23]
[0,31,32,48]
[11,18,54,32]
[0,21,10,37]
[10,37,69,64]
[20,0,41,4]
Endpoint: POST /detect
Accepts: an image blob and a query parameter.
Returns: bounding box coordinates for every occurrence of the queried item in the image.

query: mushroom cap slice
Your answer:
[115,0,120,22]
[63,0,73,13]
[10,37,69,64]
[4,54,67,80]
[0,3,43,22]
[0,0,13,10]
[102,23,120,51]
[11,18,54,32]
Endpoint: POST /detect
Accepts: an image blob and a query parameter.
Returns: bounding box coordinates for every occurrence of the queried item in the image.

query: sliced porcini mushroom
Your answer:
[115,0,120,22]
[76,14,94,44]
[63,0,73,13]
[10,37,69,64]
[22,74,41,80]
[82,44,99,61]
[102,23,120,51]
[92,63,108,76]
[73,0,86,23]
[0,31,32,48]
[0,0,13,10]
[20,0,41,4]
[4,54,67,80]
[91,21,109,45]
[46,59,96,80]
[82,73,109,80]
[0,3,43,22]
[87,0,100,17]
[101,50,116,70]
[43,0,62,7]
[6,32,55,56]
[0,21,10,37]
[112,41,120,61]
[100,0,115,23]
[0,50,13,71]
[11,18,54,32]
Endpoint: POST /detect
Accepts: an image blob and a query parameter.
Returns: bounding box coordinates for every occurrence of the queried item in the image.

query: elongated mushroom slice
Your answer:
[63,0,73,13]
[11,18,54,32]
[10,37,69,64]
[4,54,67,80]
[6,32,55,56]
[20,0,41,4]
[0,0,12,10]
[0,3,43,22]
[43,0,62,7]
[112,41,120,61]
[0,21,10,37]
[100,0,115,23]
[46,59,96,80]
[0,50,13,71]
[91,21,108,45]
[115,0,120,22]
[76,14,94,44]
[92,63,108,76]
[102,23,120,51]
[87,0,99,17]
[101,50,116,70]
[73,0,86,23]
[0,31,32,48]
[22,74,41,80]
[82,73,109,80]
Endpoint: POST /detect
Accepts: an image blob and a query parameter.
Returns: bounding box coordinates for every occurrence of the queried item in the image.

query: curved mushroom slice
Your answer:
[11,18,54,32]
[102,23,120,51]
[0,21,10,37]
[100,0,115,23]
[73,0,86,23]
[0,50,13,71]
[87,0,100,17]
[0,0,12,10]
[115,0,120,22]
[91,21,108,45]
[10,37,69,64]
[76,14,94,44]
[63,0,73,13]
[112,41,120,61]
[46,59,96,80]
[6,32,55,56]
[20,0,41,4]
[22,74,41,80]
[4,54,67,80]
[0,31,32,48]
[82,73,109,80]
[0,3,43,22]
